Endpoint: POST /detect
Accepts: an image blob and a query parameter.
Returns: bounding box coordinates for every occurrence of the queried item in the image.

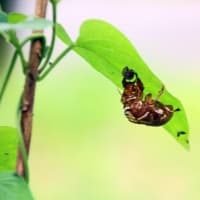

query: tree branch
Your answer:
[16,0,48,177]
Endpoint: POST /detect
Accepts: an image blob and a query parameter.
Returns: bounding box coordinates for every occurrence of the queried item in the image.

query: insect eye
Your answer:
[122,66,136,80]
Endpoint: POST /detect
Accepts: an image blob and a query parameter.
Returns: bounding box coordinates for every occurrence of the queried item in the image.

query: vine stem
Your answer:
[15,43,27,73]
[38,44,74,81]
[0,50,18,104]
[16,0,48,177]
[38,1,57,73]
[0,34,43,105]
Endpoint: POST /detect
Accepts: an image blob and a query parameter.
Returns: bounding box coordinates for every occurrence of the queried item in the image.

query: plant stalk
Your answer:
[16,0,48,177]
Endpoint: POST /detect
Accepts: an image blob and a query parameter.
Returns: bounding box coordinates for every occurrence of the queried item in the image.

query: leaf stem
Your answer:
[0,50,18,104]
[0,34,44,105]
[20,34,44,47]
[18,131,29,182]
[16,95,29,182]
[15,44,27,73]
[38,44,74,81]
[38,2,57,74]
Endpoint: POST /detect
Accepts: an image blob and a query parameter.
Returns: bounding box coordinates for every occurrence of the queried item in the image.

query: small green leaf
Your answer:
[7,30,19,46]
[8,12,27,23]
[0,17,52,31]
[74,19,189,149]
[56,23,73,45]
[0,127,18,172]
[0,31,10,42]
[50,0,61,4]
[0,30,19,47]
[0,11,7,22]
[0,171,34,200]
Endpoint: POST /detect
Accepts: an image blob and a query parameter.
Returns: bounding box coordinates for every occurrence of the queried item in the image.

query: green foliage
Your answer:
[7,13,27,24]
[0,3,191,199]
[0,172,33,200]
[0,127,18,172]
[74,19,189,149]
[0,17,52,31]
[56,23,73,45]
[0,3,189,157]
[0,11,7,22]
[7,30,19,46]
[50,0,61,4]
[0,12,52,47]
[0,12,52,32]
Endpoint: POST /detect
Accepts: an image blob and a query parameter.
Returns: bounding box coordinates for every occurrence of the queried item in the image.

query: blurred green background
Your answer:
[1,0,200,200]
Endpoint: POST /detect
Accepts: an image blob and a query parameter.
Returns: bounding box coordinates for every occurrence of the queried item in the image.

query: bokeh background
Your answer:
[0,0,200,199]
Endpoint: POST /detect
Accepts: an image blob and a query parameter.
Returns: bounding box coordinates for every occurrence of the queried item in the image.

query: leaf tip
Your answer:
[176,131,190,151]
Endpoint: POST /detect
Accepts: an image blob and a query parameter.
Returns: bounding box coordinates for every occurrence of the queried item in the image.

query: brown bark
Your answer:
[16,0,48,176]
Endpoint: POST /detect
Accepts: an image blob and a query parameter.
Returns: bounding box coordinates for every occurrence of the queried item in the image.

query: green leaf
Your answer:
[7,30,19,46]
[0,11,7,22]
[0,127,18,172]
[0,171,34,200]
[0,17,52,31]
[0,31,10,42]
[50,0,61,4]
[8,13,27,23]
[0,29,20,47]
[56,23,73,45]
[17,17,52,30]
[74,19,189,149]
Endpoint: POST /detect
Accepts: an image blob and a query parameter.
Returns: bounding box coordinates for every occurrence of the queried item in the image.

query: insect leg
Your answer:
[174,108,181,112]
[165,105,180,113]
[145,93,153,104]
[155,85,165,101]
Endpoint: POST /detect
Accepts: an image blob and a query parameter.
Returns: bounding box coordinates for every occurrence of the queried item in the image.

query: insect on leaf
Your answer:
[74,19,189,149]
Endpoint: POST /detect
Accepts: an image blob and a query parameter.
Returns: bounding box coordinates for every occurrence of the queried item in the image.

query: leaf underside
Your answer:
[74,19,189,149]
[0,12,52,32]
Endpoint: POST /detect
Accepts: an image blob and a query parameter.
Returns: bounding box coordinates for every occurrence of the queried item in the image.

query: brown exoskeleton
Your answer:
[121,66,180,126]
